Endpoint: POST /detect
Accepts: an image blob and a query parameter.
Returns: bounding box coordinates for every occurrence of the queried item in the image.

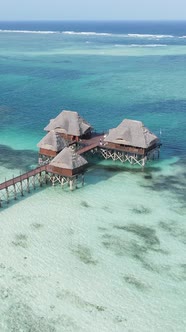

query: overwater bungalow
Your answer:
[49,146,88,177]
[102,119,161,166]
[37,130,67,164]
[47,146,88,189]
[44,110,93,142]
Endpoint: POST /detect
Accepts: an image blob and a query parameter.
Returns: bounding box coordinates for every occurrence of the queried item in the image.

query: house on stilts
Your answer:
[101,119,161,166]
[47,147,88,190]
[44,110,93,142]
[37,130,68,164]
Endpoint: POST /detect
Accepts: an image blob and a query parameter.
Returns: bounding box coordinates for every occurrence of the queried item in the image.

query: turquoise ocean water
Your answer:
[0,21,185,331]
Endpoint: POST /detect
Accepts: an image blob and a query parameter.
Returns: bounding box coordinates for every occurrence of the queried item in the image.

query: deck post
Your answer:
[13,175,17,200]
[142,156,147,167]
[45,171,48,184]
[82,173,84,186]
[27,177,30,193]
[5,186,9,204]
[20,178,24,196]
[69,178,74,191]
[39,172,42,187]
[52,175,55,186]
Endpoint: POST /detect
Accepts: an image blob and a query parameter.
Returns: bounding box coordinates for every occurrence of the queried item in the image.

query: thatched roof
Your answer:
[49,147,88,170]
[104,119,158,148]
[44,110,92,136]
[37,130,67,152]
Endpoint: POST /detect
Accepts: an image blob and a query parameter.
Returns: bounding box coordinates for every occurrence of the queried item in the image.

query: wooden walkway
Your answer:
[0,133,107,208]
[0,165,52,207]
[77,134,104,155]
[0,165,48,191]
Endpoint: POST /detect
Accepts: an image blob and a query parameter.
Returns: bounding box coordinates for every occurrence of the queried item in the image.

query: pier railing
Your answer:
[0,165,48,207]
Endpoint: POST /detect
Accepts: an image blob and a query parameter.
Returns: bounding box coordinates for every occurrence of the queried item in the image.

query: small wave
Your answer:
[179,35,186,39]
[127,33,174,39]
[130,44,167,47]
[62,31,111,36]
[0,29,177,40]
[115,44,167,48]
[0,29,112,36]
[0,29,58,34]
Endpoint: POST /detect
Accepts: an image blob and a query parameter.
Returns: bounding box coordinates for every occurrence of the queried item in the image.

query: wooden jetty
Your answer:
[0,165,49,207]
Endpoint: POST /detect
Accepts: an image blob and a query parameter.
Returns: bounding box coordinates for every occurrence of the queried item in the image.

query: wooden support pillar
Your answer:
[13,184,17,200]
[52,175,55,186]
[39,172,42,187]
[142,156,147,167]
[82,173,84,186]
[69,178,74,191]
[27,177,30,193]
[5,186,9,204]
[12,175,17,200]
[33,175,36,190]
[45,171,48,184]
[113,151,116,161]
[20,178,24,196]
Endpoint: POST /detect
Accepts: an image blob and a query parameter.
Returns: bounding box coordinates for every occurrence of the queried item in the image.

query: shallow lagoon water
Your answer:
[0,159,185,331]
[0,21,186,331]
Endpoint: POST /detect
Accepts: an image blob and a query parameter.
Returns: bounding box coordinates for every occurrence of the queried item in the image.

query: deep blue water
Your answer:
[0,20,186,36]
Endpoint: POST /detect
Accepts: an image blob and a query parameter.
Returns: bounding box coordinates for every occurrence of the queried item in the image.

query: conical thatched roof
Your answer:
[104,119,158,149]
[37,130,67,152]
[44,110,92,136]
[49,147,88,170]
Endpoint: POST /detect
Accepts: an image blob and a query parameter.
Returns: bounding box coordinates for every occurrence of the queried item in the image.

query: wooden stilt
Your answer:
[39,172,42,187]
[6,186,9,204]
[12,175,17,200]
[20,179,24,196]
[13,184,17,200]
[45,171,48,184]
[33,175,36,190]
[69,178,73,191]
[82,173,84,186]
[52,175,55,186]
[27,177,30,193]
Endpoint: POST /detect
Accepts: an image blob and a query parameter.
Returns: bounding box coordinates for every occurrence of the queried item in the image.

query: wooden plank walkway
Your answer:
[0,134,104,192]
[0,133,104,199]
[0,165,48,191]
[77,134,104,155]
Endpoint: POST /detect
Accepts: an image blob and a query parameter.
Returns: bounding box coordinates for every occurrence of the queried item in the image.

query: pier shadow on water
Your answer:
[0,144,38,172]
[86,158,161,186]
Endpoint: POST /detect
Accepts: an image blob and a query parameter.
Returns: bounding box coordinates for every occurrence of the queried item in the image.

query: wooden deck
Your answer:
[77,134,104,155]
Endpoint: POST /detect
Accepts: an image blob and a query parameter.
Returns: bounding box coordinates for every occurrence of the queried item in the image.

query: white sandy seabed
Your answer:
[0,157,185,332]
